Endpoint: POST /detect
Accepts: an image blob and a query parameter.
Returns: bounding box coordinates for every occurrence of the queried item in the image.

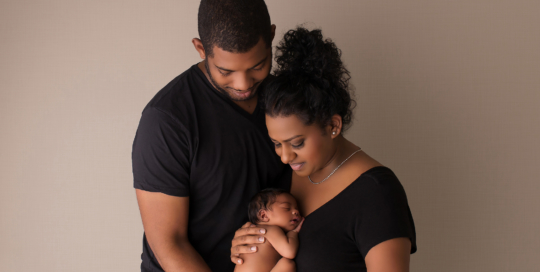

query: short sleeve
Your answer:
[355,169,417,258]
[132,107,192,197]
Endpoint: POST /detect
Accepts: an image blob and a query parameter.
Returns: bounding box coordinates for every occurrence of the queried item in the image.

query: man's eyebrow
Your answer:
[270,135,303,143]
[214,56,267,72]
[249,56,267,69]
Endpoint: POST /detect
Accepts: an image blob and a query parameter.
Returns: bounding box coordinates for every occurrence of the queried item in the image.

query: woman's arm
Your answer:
[365,237,411,272]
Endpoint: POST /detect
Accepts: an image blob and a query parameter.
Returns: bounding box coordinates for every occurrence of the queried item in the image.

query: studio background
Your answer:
[1,0,539,271]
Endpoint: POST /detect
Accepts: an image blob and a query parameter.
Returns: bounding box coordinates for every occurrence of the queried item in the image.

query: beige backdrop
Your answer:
[1,0,539,271]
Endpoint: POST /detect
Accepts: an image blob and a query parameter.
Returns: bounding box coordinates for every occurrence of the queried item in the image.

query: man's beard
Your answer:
[204,60,260,102]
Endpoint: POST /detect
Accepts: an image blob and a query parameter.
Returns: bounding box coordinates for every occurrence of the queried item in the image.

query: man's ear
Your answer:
[192,38,206,59]
[328,114,343,139]
[258,210,270,222]
[270,24,276,42]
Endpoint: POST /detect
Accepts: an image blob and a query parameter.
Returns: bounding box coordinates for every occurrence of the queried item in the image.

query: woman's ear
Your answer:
[192,38,206,59]
[328,114,343,138]
[258,210,270,222]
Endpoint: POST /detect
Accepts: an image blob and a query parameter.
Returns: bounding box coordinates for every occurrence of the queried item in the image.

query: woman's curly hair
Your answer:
[263,27,355,131]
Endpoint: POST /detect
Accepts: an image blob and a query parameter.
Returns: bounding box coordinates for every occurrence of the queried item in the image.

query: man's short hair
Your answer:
[198,0,272,57]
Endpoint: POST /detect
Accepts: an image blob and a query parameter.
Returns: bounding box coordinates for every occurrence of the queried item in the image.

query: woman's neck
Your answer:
[309,136,359,182]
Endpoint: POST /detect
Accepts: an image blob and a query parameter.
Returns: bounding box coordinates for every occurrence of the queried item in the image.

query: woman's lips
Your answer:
[289,162,304,171]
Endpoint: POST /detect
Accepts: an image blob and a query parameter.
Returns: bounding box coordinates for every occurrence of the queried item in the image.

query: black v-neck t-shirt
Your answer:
[296,166,417,271]
[132,64,290,272]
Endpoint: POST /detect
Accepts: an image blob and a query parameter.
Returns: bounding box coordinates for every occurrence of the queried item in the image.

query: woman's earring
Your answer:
[332,131,336,135]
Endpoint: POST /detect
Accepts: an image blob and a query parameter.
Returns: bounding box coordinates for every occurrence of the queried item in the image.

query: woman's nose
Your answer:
[280,146,295,164]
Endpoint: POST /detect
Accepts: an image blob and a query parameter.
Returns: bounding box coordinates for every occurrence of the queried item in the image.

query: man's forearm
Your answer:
[152,240,212,272]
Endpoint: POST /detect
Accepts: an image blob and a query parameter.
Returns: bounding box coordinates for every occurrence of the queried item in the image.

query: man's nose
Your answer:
[232,73,251,91]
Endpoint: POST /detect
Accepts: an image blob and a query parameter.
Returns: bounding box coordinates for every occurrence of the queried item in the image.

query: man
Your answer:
[132,0,290,271]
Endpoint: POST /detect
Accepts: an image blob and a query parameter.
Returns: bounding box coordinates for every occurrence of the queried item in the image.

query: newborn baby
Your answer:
[234,188,303,272]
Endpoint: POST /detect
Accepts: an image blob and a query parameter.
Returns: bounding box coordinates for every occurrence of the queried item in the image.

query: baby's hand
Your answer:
[291,218,305,233]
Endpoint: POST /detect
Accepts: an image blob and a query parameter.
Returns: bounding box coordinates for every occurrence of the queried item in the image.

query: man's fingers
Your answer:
[231,234,265,247]
[241,222,253,228]
[231,255,244,265]
[231,245,259,255]
[234,226,266,237]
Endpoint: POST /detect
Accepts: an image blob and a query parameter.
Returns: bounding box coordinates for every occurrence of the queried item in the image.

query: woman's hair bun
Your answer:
[264,27,355,130]
[275,28,342,84]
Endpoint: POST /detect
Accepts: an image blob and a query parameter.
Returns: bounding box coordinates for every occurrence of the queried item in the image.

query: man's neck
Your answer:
[197,61,259,114]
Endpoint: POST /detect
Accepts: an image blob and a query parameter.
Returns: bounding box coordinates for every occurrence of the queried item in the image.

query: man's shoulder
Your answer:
[146,65,200,107]
[139,64,208,122]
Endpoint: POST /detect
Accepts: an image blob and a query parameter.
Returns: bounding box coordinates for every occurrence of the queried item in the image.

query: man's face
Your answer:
[204,38,272,101]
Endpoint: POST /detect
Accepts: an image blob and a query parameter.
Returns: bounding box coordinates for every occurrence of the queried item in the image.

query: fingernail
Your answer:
[250,246,256,251]
[259,229,266,234]
[237,260,242,264]
[258,237,264,242]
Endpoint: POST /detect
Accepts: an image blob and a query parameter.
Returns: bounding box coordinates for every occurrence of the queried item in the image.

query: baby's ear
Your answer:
[258,210,270,222]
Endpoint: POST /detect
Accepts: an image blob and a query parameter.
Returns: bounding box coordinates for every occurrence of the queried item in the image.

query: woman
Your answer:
[232,27,417,271]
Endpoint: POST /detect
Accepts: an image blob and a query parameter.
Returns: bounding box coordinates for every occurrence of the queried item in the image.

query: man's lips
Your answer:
[289,162,304,171]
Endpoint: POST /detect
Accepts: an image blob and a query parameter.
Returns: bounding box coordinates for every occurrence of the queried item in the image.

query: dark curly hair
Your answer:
[198,0,272,57]
[248,188,289,224]
[263,27,355,131]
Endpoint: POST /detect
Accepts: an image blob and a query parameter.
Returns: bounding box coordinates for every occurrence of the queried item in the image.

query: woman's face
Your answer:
[266,114,335,177]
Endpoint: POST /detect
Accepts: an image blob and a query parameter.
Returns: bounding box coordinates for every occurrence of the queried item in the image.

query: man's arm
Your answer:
[230,223,268,265]
[136,189,211,272]
[365,237,411,272]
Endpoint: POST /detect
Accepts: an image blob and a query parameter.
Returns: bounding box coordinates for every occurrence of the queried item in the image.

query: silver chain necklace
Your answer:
[308,148,362,185]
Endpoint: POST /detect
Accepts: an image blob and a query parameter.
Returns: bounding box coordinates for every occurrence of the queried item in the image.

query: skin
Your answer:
[232,114,411,271]
[234,194,303,272]
[135,26,277,271]
[192,25,276,114]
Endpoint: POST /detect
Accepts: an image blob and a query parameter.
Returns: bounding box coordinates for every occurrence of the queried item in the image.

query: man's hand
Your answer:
[230,222,268,265]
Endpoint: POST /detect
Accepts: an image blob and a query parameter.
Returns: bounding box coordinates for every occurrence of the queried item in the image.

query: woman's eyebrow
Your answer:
[270,135,303,143]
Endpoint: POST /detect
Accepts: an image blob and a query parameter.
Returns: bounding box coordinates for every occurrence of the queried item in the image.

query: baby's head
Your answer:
[248,188,302,231]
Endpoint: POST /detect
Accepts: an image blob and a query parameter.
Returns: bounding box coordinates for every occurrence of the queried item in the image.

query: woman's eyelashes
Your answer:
[273,141,304,149]
[291,141,304,148]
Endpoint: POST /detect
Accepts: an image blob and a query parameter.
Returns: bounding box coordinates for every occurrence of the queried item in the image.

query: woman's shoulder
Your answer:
[348,166,410,210]
[359,166,400,184]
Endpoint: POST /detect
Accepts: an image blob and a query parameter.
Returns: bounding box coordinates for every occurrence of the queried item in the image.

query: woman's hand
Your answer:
[230,222,267,265]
